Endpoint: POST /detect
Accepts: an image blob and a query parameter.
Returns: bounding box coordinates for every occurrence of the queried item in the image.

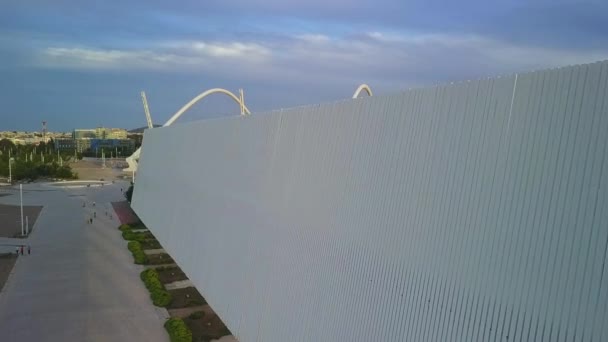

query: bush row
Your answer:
[164,318,192,342]
[122,230,154,242]
[140,269,172,307]
[119,224,132,231]
[118,219,147,231]
[127,241,148,264]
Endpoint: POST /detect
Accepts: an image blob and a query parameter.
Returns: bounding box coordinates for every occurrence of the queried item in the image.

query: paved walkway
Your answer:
[0,181,169,341]
[112,201,139,224]
[143,248,165,255]
[164,279,193,290]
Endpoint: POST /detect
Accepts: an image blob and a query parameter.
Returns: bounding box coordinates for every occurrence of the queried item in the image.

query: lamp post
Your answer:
[20,184,24,236]
[8,157,14,183]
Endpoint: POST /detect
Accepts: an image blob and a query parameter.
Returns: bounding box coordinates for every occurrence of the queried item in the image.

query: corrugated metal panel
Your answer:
[133,60,608,341]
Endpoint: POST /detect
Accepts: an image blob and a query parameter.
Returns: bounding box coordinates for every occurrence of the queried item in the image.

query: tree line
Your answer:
[0,139,79,182]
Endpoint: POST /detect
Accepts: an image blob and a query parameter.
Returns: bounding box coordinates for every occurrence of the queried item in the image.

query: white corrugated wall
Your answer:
[133,60,608,341]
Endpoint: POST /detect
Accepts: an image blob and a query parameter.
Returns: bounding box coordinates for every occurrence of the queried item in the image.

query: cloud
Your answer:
[3,0,608,132]
[197,42,269,58]
[295,34,331,43]
[36,31,608,91]
[39,39,271,71]
[4,0,607,50]
[42,47,180,70]
[166,41,271,59]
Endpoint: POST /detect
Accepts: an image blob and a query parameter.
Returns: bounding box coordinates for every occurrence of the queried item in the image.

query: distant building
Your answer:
[76,139,90,152]
[71,127,132,155]
[73,129,97,139]
[108,128,128,139]
[93,127,128,139]
[54,139,75,151]
[0,131,71,146]
[127,133,143,149]
[89,139,134,156]
[73,127,127,140]
[9,138,26,145]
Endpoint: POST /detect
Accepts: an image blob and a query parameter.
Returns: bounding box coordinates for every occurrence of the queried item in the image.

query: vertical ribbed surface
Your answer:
[133,60,608,342]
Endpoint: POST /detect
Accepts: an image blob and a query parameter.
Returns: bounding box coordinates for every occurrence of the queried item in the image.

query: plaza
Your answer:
[0,181,168,341]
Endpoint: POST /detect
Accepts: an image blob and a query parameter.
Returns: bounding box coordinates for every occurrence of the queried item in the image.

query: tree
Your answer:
[55,166,75,179]
[0,139,15,151]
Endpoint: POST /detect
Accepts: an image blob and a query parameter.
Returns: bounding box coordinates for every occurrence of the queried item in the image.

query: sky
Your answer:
[0,0,607,132]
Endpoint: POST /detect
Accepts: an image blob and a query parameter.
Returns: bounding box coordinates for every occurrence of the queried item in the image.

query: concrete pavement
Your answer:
[0,181,169,341]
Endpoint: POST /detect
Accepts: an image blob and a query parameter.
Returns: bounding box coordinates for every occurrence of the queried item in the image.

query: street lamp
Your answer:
[8,157,14,183]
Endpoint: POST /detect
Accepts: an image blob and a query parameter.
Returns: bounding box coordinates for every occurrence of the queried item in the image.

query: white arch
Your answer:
[165,88,251,126]
[352,84,373,98]
[124,88,251,173]
[141,91,154,129]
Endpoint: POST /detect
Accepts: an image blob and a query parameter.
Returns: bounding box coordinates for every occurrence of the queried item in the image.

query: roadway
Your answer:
[0,181,169,341]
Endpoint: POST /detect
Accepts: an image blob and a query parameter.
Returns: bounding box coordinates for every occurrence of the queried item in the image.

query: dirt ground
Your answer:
[0,253,17,291]
[0,203,43,238]
[147,253,175,265]
[70,159,131,181]
[157,267,188,284]
[140,239,162,250]
[183,306,232,342]
[167,287,207,309]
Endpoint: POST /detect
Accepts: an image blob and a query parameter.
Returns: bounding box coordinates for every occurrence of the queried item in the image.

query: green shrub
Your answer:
[140,269,172,307]
[118,221,146,231]
[164,318,192,342]
[127,241,148,264]
[154,290,172,307]
[122,230,134,240]
[119,224,132,231]
[122,230,153,242]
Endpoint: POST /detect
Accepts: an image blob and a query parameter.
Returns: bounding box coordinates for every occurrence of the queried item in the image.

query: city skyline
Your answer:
[1,0,608,131]
[0,126,143,135]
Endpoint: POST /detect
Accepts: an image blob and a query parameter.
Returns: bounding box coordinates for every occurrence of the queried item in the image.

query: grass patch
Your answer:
[140,269,172,307]
[122,230,154,242]
[164,318,192,342]
[127,241,148,264]
[188,311,204,320]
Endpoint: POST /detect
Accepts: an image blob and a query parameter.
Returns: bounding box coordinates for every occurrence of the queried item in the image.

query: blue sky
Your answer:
[1,0,607,131]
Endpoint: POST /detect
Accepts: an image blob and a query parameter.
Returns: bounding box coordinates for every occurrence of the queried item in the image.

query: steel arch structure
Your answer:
[164,88,251,126]
[124,88,251,172]
[352,84,373,98]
